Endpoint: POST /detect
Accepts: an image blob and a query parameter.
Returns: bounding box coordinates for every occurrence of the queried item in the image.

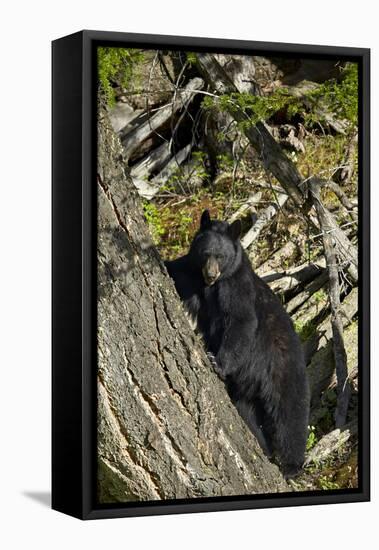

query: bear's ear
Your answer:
[200,209,211,230]
[228,219,242,241]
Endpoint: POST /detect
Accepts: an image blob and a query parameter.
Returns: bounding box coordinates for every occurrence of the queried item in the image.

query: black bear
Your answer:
[165,210,310,478]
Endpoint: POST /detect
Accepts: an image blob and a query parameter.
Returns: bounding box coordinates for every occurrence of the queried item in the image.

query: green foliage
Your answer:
[216,153,234,171]
[142,201,165,244]
[143,190,204,254]
[202,88,301,130]
[307,63,358,127]
[172,210,194,248]
[142,177,244,258]
[98,47,144,106]
[186,52,197,66]
[313,288,327,304]
[160,151,209,196]
[316,475,340,490]
[294,319,317,342]
[201,62,358,131]
[306,425,318,451]
[297,134,349,182]
[201,95,216,111]
[191,151,209,180]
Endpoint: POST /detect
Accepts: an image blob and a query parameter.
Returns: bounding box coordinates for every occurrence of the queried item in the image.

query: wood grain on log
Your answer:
[304,421,357,466]
[131,144,192,199]
[150,144,192,188]
[255,241,299,275]
[130,141,172,179]
[263,258,326,297]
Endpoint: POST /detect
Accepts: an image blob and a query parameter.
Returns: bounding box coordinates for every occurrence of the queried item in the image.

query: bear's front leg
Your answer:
[213,321,253,381]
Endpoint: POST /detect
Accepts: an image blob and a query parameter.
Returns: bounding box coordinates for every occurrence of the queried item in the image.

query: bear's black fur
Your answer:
[165,210,310,478]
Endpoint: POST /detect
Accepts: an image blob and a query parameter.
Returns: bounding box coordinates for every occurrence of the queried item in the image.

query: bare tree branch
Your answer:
[327,181,358,222]
[310,181,352,428]
[121,77,204,160]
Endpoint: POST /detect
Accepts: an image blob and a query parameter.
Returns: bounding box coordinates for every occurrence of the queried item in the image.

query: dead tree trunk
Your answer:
[96,115,289,503]
[310,181,351,427]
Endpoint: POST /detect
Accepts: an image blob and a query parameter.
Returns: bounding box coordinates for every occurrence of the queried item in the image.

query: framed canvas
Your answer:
[52,30,370,520]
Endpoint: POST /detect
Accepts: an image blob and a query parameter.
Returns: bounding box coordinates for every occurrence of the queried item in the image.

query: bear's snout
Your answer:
[202,256,220,286]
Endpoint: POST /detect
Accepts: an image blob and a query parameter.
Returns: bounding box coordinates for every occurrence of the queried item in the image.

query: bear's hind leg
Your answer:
[234,398,274,458]
[270,397,309,479]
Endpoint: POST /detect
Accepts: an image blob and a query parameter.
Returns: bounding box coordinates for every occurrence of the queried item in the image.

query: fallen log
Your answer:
[304,421,357,466]
[214,53,258,94]
[306,184,358,281]
[286,270,329,315]
[131,144,192,200]
[304,286,358,364]
[308,320,358,429]
[292,284,328,325]
[121,77,204,160]
[254,182,290,195]
[241,192,289,249]
[108,102,144,134]
[150,144,192,188]
[263,258,326,297]
[130,141,172,179]
[255,241,299,275]
[307,304,358,415]
[119,110,149,138]
[228,191,262,224]
[328,322,358,389]
[304,287,357,421]
[130,177,160,200]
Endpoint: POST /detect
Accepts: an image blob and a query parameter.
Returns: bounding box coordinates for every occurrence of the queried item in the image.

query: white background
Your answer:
[0,1,376,548]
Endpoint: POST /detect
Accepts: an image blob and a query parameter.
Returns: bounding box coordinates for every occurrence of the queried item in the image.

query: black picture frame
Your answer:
[52,30,370,520]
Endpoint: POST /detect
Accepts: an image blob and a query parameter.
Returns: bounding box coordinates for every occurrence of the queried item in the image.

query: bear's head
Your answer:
[189,210,242,286]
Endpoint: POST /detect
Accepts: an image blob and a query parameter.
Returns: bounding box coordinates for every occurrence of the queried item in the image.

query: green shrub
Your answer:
[142,201,165,244]
[308,63,358,127]
[201,62,358,131]
[98,47,144,106]
[306,425,318,451]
